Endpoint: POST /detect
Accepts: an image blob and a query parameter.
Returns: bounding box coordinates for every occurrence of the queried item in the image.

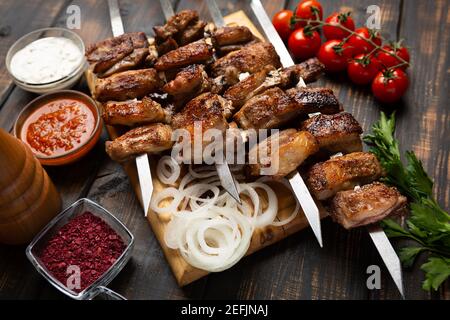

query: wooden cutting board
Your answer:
[86,10,328,286]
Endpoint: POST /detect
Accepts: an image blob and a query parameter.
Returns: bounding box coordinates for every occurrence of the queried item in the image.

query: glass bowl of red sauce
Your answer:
[26,198,134,300]
[14,90,102,165]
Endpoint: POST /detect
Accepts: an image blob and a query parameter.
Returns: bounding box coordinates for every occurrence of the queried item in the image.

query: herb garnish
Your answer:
[364,112,450,291]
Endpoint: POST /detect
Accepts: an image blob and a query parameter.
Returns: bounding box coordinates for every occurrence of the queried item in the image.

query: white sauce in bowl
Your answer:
[10,37,83,84]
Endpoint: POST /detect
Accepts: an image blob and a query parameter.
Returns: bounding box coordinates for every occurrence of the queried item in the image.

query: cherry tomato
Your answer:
[272,10,294,41]
[294,0,323,27]
[317,39,353,72]
[288,28,321,60]
[323,12,355,40]
[347,54,381,85]
[371,68,409,103]
[377,44,410,70]
[347,27,382,56]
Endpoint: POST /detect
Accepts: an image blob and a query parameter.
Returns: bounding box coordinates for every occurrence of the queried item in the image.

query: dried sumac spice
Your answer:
[38,212,125,292]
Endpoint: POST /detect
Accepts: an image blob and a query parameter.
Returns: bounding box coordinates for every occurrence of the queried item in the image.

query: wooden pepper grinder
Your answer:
[0,128,61,244]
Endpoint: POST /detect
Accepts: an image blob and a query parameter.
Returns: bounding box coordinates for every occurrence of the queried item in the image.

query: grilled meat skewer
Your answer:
[224,57,325,109]
[248,129,319,177]
[301,112,363,155]
[154,40,214,71]
[330,182,407,229]
[102,97,171,126]
[306,152,383,200]
[94,68,163,102]
[105,123,174,162]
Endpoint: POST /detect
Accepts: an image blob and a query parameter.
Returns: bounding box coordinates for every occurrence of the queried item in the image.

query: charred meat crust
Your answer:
[286,87,343,115]
[94,68,163,102]
[105,123,174,162]
[329,182,407,229]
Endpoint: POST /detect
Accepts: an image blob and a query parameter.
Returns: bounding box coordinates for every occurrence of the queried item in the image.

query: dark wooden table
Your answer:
[0,0,448,300]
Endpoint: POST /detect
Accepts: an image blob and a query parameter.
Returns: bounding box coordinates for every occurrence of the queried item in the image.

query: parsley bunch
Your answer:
[364,112,450,291]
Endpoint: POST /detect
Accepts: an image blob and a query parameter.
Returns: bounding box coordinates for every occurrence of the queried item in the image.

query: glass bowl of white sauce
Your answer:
[6,27,87,94]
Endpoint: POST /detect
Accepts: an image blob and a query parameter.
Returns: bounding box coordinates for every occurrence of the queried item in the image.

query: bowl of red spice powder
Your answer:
[26,198,134,300]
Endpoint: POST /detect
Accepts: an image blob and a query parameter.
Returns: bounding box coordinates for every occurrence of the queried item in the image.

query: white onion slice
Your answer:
[156,156,181,186]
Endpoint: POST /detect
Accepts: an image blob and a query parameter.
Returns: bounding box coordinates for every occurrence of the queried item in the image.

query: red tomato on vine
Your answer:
[323,12,355,40]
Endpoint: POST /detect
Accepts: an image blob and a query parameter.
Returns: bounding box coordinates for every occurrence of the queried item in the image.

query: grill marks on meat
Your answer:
[100,48,150,78]
[154,40,213,71]
[286,87,343,115]
[102,97,171,126]
[234,87,296,129]
[301,112,363,154]
[306,152,383,200]
[210,42,281,79]
[224,58,325,109]
[330,182,407,229]
[249,129,319,177]
[86,32,148,74]
[153,10,206,55]
[94,68,163,102]
[105,123,174,162]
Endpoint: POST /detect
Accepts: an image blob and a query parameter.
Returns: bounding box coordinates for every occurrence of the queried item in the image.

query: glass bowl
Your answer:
[26,198,134,300]
[13,90,102,166]
[5,27,87,94]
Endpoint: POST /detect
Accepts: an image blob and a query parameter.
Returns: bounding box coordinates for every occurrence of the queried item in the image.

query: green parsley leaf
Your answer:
[421,256,450,291]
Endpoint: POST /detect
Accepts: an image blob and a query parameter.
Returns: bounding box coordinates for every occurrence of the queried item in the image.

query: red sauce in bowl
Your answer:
[21,98,96,158]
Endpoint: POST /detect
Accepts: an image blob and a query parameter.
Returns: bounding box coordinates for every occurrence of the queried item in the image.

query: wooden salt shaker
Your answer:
[0,128,61,244]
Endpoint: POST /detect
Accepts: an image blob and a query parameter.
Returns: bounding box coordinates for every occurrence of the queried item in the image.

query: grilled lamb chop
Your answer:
[306,152,383,200]
[224,58,325,109]
[86,32,148,74]
[94,68,163,102]
[301,112,363,154]
[286,87,343,115]
[330,182,407,229]
[154,40,213,71]
[210,42,281,81]
[102,97,171,126]
[105,123,174,162]
[248,129,319,177]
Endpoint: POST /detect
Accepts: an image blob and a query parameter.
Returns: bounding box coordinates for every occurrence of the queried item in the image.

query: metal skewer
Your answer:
[249,0,404,297]
[159,0,241,204]
[240,0,322,247]
[107,0,154,217]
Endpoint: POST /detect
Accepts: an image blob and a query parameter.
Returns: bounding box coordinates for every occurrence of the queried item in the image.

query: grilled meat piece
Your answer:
[249,129,319,177]
[172,93,232,144]
[178,20,207,45]
[163,64,209,95]
[286,87,342,115]
[279,58,325,87]
[306,152,383,200]
[102,97,171,126]
[223,65,276,108]
[301,112,363,154]
[100,48,150,78]
[224,58,325,109]
[234,87,299,129]
[154,40,213,71]
[86,32,148,74]
[154,10,198,41]
[330,182,407,229]
[105,123,174,162]
[210,42,281,79]
[212,26,253,46]
[218,38,261,55]
[156,37,178,56]
[94,68,163,102]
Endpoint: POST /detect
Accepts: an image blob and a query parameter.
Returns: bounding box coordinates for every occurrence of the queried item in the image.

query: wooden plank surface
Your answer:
[0,0,448,300]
